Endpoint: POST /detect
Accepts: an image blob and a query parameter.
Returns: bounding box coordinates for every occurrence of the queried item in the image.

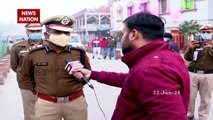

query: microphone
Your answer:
[65,60,94,89]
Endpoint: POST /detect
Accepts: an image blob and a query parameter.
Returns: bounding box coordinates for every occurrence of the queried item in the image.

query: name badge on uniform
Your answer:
[193,51,199,61]
[36,62,48,66]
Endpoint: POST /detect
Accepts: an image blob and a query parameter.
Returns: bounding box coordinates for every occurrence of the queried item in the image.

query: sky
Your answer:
[0,0,108,36]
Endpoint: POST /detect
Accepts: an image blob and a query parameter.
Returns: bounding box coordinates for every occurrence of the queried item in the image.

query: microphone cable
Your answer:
[90,86,107,120]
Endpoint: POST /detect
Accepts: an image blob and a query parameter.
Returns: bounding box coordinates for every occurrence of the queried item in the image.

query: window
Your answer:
[127,6,133,16]
[140,2,150,12]
[182,0,194,10]
[159,0,168,14]
[116,5,123,21]
[87,16,98,24]
[117,9,123,21]
[100,16,110,24]
[127,0,134,16]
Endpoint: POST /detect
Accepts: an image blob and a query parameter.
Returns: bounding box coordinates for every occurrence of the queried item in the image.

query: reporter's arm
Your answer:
[74,69,127,88]
[90,71,128,87]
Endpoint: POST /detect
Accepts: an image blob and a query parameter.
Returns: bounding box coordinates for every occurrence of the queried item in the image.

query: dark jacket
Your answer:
[90,40,190,120]
[166,39,179,53]
[108,38,117,48]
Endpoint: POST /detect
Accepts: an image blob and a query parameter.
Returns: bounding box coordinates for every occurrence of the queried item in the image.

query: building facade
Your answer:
[110,0,213,49]
[72,6,111,45]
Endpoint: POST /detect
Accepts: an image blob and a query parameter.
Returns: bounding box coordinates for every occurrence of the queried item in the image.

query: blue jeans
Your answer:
[102,48,108,59]
[108,47,115,58]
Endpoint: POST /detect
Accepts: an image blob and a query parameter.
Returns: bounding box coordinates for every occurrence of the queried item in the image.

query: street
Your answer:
[1,53,213,120]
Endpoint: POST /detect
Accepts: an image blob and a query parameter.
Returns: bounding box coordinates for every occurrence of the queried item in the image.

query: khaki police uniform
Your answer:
[10,23,44,120]
[185,24,213,120]
[20,15,91,120]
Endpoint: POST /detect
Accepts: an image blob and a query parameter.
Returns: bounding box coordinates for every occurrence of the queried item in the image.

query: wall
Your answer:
[111,0,212,31]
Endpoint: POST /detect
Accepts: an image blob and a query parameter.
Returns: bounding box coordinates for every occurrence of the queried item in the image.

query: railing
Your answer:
[0,38,9,59]
[0,37,10,85]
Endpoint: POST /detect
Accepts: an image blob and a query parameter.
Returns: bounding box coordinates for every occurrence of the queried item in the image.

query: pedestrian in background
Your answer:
[19,15,91,120]
[10,23,44,120]
[163,32,179,53]
[108,36,117,60]
[90,35,101,59]
[74,12,190,120]
[184,24,213,120]
[100,36,108,59]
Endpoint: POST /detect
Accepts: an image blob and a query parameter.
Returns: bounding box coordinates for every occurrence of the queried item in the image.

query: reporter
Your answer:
[74,12,190,120]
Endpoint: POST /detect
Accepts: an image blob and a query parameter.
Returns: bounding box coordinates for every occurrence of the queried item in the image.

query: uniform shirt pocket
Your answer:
[34,62,49,76]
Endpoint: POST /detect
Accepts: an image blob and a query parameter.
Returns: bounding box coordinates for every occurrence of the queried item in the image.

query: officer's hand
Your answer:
[73,69,91,80]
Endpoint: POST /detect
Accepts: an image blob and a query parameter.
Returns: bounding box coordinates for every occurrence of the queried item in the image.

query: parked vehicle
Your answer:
[67,34,84,49]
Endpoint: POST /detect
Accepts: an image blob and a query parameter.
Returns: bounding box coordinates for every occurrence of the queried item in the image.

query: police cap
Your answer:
[25,23,42,30]
[199,24,213,30]
[42,15,75,32]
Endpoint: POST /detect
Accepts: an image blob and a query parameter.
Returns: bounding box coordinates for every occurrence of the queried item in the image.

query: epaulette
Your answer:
[65,45,86,65]
[28,44,45,53]
[16,40,28,47]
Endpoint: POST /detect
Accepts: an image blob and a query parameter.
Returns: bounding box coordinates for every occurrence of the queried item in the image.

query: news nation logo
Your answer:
[17,9,40,23]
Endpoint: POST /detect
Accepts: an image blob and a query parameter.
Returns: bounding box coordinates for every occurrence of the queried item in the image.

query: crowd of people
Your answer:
[8,11,213,120]
[90,35,117,60]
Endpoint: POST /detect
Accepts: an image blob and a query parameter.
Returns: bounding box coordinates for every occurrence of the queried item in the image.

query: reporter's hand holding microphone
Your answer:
[73,69,91,81]
[65,61,94,89]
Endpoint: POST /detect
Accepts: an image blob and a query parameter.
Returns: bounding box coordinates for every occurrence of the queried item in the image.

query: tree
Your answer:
[178,20,201,42]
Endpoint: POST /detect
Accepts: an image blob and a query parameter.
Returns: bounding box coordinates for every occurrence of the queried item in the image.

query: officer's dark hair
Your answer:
[123,12,165,40]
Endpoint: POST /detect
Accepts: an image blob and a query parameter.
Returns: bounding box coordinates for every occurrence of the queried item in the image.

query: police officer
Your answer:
[10,23,44,120]
[184,24,213,120]
[20,15,91,120]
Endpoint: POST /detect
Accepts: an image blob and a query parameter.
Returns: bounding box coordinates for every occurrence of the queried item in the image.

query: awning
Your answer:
[110,27,122,32]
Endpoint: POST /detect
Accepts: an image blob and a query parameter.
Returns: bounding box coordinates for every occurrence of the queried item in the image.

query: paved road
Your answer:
[1,53,213,120]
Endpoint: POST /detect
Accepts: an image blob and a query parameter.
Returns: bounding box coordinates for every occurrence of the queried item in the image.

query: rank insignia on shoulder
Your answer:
[29,45,43,50]
[28,45,45,53]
